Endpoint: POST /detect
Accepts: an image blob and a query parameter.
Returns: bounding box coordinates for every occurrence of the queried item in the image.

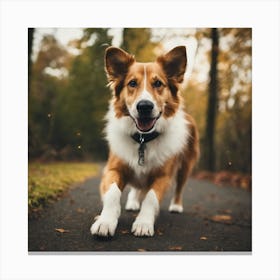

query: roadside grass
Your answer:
[28,162,99,212]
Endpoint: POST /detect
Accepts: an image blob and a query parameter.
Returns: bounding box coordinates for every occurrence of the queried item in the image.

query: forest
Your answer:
[28,28,252,177]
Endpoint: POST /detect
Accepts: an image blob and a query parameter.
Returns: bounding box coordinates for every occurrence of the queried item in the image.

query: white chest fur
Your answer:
[105,104,189,176]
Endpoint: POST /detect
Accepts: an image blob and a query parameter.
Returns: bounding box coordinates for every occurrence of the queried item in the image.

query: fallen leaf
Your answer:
[193,204,202,211]
[55,228,70,233]
[200,236,208,240]
[210,215,232,224]
[219,209,232,214]
[156,229,164,236]
[137,248,146,252]
[168,246,183,251]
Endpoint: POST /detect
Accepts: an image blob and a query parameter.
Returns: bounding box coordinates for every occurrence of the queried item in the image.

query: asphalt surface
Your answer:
[28,170,251,252]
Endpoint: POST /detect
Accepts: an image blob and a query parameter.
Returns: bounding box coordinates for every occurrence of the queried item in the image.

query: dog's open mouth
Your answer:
[136,117,157,132]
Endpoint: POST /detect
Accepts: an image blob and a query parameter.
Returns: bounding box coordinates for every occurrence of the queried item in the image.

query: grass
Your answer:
[28,162,99,212]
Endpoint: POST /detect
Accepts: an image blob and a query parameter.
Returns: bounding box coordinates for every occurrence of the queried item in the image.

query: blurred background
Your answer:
[28,28,252,187]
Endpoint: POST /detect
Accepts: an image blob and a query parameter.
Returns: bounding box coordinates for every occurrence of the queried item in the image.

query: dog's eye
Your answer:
[153,80,163,88]
[128,80,138,88]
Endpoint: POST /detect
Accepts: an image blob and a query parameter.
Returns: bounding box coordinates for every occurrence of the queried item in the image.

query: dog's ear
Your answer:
[105,47,135,80]
[157,46,187,83]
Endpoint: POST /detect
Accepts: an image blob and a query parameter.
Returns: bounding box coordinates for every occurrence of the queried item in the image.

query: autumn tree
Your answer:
[28,28,34,95]
[185,28,251,173]
[29,29,113,160]
[63,28,113,160]
[29,34,70,159]
[205,28,219,171]
[216,28,252,173]
[121,28,158,61]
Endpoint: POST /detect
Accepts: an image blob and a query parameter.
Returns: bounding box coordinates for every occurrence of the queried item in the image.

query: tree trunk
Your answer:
[205,28,219,171]
[28,28,34,95]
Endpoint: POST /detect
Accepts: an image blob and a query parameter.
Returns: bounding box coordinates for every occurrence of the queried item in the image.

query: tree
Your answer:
[216,28,252,173]
[121,28,157,61]
[28,28,34,95]
[187,28,251,173]
[63,28,113,160]
[204,28,219,171]
[29,34,70,159]
[29,29,113,161]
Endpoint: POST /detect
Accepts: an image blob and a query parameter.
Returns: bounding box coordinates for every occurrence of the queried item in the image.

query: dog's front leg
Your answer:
[90,167,125,237]
[132,177,170,237]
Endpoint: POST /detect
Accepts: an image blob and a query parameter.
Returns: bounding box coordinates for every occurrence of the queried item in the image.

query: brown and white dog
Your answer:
[90,46,199,237]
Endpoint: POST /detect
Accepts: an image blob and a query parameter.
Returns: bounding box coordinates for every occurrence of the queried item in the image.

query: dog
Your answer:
[90,45,199,237]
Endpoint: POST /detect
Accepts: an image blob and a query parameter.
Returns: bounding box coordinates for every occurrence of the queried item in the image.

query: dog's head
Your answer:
[105,46,187,133]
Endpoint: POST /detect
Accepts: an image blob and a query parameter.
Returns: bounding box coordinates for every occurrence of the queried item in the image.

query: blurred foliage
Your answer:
[29,29,113,160]
[62,28,113,160]
[28,162,98,211]
[28,28,251,174]
[185,28,252,172]
[121,28,158,61]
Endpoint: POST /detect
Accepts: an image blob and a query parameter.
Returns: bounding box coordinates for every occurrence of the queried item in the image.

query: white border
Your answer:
[0,0,279,280]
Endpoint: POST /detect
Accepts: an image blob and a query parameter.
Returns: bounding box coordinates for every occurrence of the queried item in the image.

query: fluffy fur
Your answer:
[90,46,199,237]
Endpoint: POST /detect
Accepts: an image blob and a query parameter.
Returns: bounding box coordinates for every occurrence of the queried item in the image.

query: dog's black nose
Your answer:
[136,100,154,115]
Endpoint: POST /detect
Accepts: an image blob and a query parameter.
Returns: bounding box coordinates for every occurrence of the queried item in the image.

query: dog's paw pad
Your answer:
[169,203,183,213]
[90,217,117,237]
[131,220,154,237]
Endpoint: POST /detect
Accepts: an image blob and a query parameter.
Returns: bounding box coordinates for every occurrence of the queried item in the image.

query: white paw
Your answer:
[132,219,154,237]
[125,200,140,211]
[169,202,183,213]
[90,216,118,237]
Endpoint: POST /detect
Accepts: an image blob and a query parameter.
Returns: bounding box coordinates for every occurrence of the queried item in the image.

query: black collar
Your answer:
[131,131,160,144]
[131,131,160,166]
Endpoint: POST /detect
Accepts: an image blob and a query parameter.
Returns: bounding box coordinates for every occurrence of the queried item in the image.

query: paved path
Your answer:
[28,173,251,252]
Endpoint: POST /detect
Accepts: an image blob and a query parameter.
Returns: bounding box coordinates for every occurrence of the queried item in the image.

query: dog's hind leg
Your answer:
[168,168,187,213]
[169,114,200,213]
[125,186,141,211]
[169,155,198,213]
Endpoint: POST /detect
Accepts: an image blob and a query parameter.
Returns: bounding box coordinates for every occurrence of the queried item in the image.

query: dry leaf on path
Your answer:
[156,229,164,236]
[55,228,70,233]
[120,229,129,234]
[210,214,232,224]
[168,246,183,251]
[137,248,146,252]
[76,208,85,213]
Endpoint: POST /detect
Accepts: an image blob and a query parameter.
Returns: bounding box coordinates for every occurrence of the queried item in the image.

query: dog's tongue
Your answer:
[137,118,156,132]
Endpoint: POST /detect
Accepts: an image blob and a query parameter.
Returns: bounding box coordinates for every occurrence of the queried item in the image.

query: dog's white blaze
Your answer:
[138,64,153,101]
[90,182,121,236]
[143,64,147,91]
